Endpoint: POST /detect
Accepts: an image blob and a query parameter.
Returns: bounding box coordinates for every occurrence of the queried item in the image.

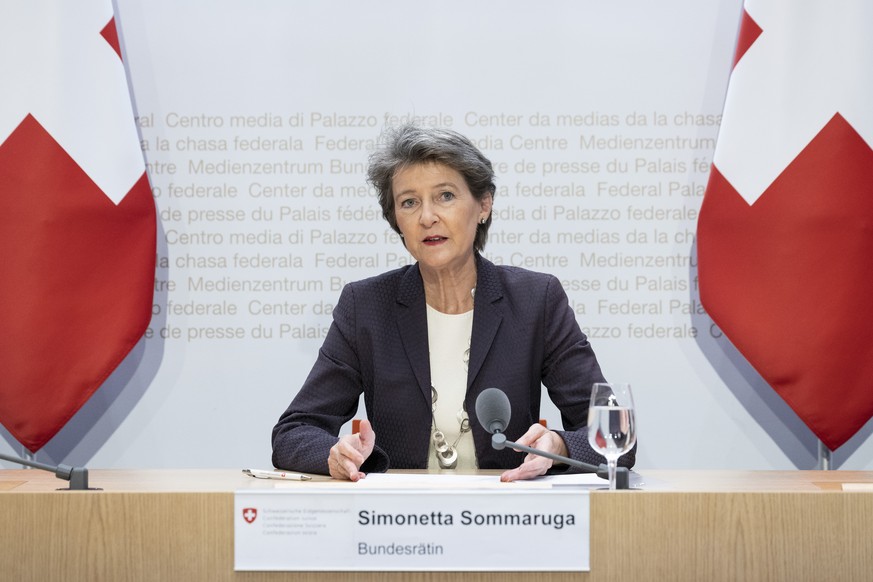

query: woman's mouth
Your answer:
[422,236,447,245]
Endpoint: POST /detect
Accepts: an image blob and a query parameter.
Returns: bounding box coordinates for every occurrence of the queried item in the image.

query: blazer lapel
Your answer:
[395,264,432,404]
[468,255,504,388]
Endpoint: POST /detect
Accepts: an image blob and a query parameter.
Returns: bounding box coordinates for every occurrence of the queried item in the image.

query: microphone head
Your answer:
[475,387,511,434]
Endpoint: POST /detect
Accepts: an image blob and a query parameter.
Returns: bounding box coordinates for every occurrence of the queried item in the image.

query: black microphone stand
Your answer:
[491,433,630,490]
[0,452,96,490]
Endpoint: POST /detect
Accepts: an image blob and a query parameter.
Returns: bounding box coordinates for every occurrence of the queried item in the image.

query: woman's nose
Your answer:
[419,201,439,226]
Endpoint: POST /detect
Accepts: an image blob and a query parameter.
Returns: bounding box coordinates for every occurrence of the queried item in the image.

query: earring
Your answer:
[480,217,486,225]
[399,233,405,238]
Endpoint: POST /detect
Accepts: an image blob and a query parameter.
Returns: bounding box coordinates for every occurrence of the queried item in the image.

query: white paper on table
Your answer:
[841,483,873,492]
[350,472,608,489]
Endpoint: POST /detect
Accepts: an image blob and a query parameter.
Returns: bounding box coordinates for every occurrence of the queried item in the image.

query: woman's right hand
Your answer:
[328,419,376,481]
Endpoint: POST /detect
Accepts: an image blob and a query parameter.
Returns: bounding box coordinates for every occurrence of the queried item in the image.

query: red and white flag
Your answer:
[698,1,873,450]
[0,2,155,452]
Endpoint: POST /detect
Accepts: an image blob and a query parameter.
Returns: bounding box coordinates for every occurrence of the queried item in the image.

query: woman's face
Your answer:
[392,162,491,275]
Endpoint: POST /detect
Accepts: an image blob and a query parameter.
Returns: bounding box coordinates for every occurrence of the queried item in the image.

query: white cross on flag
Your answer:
[0,1,156,452]
[697,0,873,450]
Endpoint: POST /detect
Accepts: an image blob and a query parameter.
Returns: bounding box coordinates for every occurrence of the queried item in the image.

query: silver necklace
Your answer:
[430,287,474,469]
[431,385,471,469]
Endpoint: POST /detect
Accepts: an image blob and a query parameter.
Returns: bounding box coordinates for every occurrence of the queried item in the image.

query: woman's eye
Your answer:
[400,198,417,208]
[439,191,455,201]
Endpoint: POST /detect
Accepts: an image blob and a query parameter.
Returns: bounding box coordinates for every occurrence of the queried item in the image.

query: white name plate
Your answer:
[234,489,590,571]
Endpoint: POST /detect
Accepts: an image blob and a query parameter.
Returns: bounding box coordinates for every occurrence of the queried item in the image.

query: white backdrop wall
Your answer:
[4,0,873,470]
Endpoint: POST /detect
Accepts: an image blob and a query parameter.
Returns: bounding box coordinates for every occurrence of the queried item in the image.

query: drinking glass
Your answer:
[587,382,636,490]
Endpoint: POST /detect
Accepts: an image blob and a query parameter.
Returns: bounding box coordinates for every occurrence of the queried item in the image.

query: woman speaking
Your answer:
[272,124,635,481]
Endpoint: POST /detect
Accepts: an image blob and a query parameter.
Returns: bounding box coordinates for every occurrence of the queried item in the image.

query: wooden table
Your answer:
[2,469,872,581]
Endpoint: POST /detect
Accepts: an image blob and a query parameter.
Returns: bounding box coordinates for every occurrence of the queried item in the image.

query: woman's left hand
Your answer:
[499,423,570,482]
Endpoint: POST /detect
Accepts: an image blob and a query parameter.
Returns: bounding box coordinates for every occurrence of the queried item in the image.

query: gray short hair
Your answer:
[367,124,496,252]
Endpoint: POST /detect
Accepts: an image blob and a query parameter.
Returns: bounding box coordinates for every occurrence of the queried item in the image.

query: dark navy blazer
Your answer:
[271,255,635,474]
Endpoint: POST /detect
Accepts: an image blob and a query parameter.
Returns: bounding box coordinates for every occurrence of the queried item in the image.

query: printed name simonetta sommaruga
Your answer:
[358,510,575,530]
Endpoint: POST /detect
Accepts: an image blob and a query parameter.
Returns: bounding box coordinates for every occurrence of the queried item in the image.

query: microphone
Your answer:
[0,452,96,490]
[474,387,511,434]
[474,388,630,489]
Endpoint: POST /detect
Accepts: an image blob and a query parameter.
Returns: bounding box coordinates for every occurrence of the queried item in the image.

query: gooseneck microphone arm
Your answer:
[0,452,91,490]
[490,432,629,489]
[475,387,629,490]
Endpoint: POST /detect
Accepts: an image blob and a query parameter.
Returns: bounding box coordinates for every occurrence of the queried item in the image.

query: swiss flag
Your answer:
[697,1,873,451]
[0,2,156,452]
